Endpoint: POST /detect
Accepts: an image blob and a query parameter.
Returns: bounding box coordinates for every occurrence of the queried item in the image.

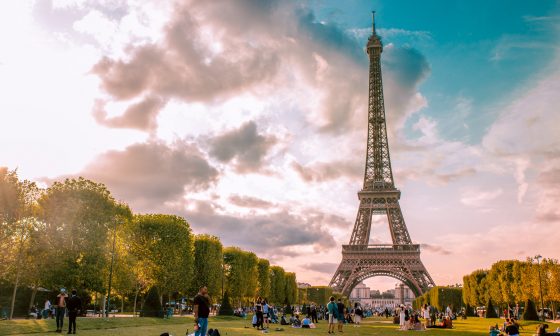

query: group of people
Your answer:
[43,288,83,334]
[326,296,364,333]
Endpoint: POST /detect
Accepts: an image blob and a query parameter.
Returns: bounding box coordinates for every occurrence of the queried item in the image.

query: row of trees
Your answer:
[0,168,297,318]
[462,259,560,316]
[412,286,462,312]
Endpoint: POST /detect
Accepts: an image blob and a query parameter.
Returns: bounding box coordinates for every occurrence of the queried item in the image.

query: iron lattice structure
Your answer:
[329,12,435,297]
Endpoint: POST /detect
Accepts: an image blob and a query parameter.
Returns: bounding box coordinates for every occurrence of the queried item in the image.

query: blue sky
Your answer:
[313,0,560,143]
[1,0,559,290]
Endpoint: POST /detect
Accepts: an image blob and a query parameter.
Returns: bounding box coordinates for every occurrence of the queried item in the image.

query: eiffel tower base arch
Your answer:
[330,244,434,297]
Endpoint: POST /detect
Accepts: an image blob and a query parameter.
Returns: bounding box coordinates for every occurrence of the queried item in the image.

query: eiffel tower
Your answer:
[330,12,435,297]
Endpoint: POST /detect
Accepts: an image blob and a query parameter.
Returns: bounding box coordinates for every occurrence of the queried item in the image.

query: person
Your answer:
[354,303,363,327]
[66,289,82,334]
[302,315,311,328]
[252,313,258,328]
[43,299,51,319]
[423,304,431,328]
[263,298,270,329]
[446,305,453,318]
[399,306,406,330]
[310,303,318,323]
[326,296,337,334]
[55,288,68,333]
[254,298,264,330]
[504,319,519,336]
[489,325,500,336]
[193,286,211,336]
[336,298,345,332]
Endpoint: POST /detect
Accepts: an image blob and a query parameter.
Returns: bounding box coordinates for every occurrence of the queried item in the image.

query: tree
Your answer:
[222,247,257,306]
[141,286,163,317]
[192,235,223,299]
[306,286,333,306]
[123,214,194,303]
[218,290,234,316]
[284,272,297,304]
[38,177,131,293]
[485,298,498,318]
[0,168,43,319]
[269,266,286,305]
[522,299,538,321]
[256,258,271,300]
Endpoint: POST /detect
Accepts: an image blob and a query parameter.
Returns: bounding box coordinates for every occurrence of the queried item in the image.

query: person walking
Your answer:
[66,289,82,334]
[55,288,68,333]
[193,286,210,336]
[327,296,337,334]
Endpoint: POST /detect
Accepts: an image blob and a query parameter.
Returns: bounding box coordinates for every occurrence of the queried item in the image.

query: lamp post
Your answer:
[106,217,118,318]
[534,255,545,321]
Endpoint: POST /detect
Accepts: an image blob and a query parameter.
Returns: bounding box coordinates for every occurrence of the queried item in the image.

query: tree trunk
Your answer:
[28,285,38,312]
[121,294,124,315]
[9,271,20,320]
[133,286,140,317]
[9,237,25,320]
[101,294,106,318]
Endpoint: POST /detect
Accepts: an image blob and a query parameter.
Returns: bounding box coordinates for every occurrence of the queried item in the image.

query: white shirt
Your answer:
[44,300,51,310]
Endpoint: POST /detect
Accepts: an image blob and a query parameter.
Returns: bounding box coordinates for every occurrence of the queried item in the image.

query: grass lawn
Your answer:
[0,315,557,336]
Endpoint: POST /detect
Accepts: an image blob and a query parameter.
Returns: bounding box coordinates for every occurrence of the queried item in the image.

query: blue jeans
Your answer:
[56,307,65,330]
[195,317,208,336]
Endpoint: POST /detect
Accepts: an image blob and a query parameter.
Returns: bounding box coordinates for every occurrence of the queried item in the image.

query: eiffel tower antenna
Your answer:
[330,12,435,297]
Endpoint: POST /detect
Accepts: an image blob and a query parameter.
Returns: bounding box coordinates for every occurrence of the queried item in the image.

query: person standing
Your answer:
[255,297,264,330]
[262,298,270,330]
[399,305,406,330]
[55,288,68,333]
[423,304,431,328]
[336,298,345,333]
[354,303,363,327]
[66,289,82,334]
[326,296,337,334]
[43,299,51,319]
[193,286,210,336]
[310,303,318,323]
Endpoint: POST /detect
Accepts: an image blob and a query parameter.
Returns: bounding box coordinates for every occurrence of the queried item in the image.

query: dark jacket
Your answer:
[67,295,82,313]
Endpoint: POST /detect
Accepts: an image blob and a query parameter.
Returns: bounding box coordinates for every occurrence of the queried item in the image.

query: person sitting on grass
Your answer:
[291,314,301,328]
[280,314,289,325]
[302,315,311,328]
[489,325,501,336]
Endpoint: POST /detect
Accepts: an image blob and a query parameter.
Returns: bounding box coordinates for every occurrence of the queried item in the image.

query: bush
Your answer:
[485,298,498,318]
[141,286,163,318]
[218,291,233,316]
[522,299,539,321]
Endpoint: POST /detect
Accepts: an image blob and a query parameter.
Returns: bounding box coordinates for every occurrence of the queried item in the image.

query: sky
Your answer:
[1,0,559,292]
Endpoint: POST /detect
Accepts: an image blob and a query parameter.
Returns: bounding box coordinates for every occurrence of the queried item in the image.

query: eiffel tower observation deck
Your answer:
[329,12,435,297]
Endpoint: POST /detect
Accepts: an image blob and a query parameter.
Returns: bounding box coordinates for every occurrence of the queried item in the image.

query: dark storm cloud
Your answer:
[76,141,219,208]
[209,121,277,173]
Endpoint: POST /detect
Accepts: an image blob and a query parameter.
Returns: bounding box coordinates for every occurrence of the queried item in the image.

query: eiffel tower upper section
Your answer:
[347,12,412,247]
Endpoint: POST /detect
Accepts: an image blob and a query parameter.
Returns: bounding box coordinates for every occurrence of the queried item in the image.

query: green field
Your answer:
[0,316,557,336]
